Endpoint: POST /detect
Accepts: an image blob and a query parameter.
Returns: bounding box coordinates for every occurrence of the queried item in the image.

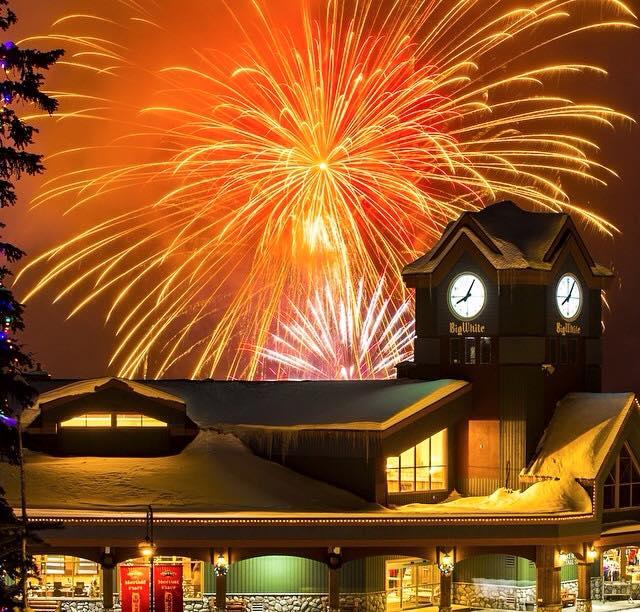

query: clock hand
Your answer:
[456,279,476,304]
[562,280,576,305]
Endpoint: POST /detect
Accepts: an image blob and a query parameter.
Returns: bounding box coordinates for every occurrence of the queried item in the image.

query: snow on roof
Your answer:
[403,201,611,277]
[37,377,184,406]
[397,478,592,515]
[21,378,185,427]
[0,430,372,513]
[30,378,468,430]
[521,392,637,482]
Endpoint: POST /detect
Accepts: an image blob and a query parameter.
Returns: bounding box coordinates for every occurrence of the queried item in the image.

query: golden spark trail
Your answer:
[16,0,636,379]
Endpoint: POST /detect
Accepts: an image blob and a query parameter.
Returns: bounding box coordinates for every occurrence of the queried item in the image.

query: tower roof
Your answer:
[403,200,612,278]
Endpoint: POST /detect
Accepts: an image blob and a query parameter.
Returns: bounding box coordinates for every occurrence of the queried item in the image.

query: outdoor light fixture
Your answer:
[138,505,156,557]
[327,546,343,569]
[587,547,598,562]
[214,553,228,577]
[138,537,156,558]
[438,551,454,576]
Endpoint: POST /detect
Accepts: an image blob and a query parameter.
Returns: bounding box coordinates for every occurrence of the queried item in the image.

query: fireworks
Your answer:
[259,279,414,380]
[16,0,636,379]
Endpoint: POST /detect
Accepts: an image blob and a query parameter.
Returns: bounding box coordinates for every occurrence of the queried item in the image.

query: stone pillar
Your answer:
[536,546,561,612]
[576,560,592,612]
[102,566,114,610]
[438,571,452,612]
[328,568,340,611]
[619,547,627,580]
[215,573,227,612]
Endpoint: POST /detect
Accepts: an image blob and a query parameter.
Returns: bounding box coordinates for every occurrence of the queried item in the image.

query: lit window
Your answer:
[59,414,112,428]
[386,429,447,493]
[116,414,167,427]
[604,443,640,510]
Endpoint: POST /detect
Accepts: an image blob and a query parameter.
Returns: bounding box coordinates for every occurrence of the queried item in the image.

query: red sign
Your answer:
[120,566,150,612]
[154,564,183,612]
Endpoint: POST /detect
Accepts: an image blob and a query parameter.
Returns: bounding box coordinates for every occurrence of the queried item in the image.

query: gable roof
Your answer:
[403,200,612,277]
[29,377,469,431]
[22,377,186,427]
[521,392,638,483]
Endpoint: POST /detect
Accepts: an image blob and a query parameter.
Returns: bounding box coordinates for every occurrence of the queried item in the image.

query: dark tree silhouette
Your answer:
[0,1,62,608]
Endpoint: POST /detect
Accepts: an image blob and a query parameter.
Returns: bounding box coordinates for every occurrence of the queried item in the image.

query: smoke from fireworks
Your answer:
[16,0,636,379]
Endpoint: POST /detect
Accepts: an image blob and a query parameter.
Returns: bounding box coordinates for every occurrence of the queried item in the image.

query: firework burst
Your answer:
[16,0,636,379]
[259,278,414,380]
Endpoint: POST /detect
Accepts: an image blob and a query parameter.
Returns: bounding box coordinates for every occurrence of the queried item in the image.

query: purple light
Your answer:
[0,413,17,427]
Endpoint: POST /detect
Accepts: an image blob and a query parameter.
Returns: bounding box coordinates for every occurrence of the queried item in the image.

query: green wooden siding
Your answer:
[454,555,535,586]
[213,556,386,595]
[227,557,327,593]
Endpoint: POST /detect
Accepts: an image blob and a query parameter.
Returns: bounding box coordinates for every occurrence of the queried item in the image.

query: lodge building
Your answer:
[3,201,640,612]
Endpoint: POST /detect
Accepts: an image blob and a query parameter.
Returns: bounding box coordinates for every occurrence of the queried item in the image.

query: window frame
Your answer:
[603,442,640,511]
[386,430,448,494]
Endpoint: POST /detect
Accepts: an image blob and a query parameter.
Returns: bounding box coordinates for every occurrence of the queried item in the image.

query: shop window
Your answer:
[386,429,447,493]
[29,555,99,599]
[603,443,640,510]
[480,337,492,364]
[59,414,112,428]
[450,338,461,365]
[548,338,558,364]
[116,414,167,428]
[464,337,476,364]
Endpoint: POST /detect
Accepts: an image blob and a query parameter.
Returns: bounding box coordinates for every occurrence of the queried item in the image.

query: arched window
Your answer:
[603,443,640,510]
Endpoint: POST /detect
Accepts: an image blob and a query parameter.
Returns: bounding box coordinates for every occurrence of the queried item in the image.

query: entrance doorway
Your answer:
[385,558,439,611]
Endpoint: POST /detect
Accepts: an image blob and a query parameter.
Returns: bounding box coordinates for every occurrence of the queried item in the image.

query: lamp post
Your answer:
[138,505,156,612]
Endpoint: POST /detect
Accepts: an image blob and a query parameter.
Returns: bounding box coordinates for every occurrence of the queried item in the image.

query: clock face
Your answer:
[556,273,582,321]
[448,273,486,320]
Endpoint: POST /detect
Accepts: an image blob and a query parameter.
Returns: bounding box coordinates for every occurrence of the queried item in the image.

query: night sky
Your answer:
[7,0,640,391]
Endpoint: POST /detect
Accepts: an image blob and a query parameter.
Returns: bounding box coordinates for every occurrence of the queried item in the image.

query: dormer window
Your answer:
[59,414,112,428]
[59,413,167,429]
[116,414,167,427]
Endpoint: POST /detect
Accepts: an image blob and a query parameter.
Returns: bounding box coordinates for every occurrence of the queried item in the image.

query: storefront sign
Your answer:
[449,321,485,336]
[556,321,581,336]
[120,566,150,612]
[154,564,183,612]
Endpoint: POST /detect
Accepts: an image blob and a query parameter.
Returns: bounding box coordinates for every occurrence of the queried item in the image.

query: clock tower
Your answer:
[399,201,612,495]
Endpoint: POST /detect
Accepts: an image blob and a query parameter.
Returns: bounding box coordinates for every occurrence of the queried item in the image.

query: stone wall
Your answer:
[58,592,386,612]
[453,582,535,610]
[453,580,580,611]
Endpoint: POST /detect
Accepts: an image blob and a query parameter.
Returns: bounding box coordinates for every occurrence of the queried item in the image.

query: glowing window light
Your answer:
[116,414,167,428]
[59,414,111,428]
[386,429,448,493]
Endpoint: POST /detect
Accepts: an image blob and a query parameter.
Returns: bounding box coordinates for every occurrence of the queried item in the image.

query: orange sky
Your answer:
[6,0,640,390]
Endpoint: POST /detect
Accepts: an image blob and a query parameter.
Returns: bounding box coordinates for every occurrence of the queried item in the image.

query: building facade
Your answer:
[3,201,640,612]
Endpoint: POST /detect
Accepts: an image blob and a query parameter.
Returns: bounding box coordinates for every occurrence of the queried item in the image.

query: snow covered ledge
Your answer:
[394,477,592,516]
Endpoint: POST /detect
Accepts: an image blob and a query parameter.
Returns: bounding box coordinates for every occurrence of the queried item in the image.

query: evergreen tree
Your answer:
[0,1,62,608]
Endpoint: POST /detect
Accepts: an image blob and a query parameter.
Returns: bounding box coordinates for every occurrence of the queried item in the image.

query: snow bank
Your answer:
[396,478,592,515]
[0,431,372,513]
